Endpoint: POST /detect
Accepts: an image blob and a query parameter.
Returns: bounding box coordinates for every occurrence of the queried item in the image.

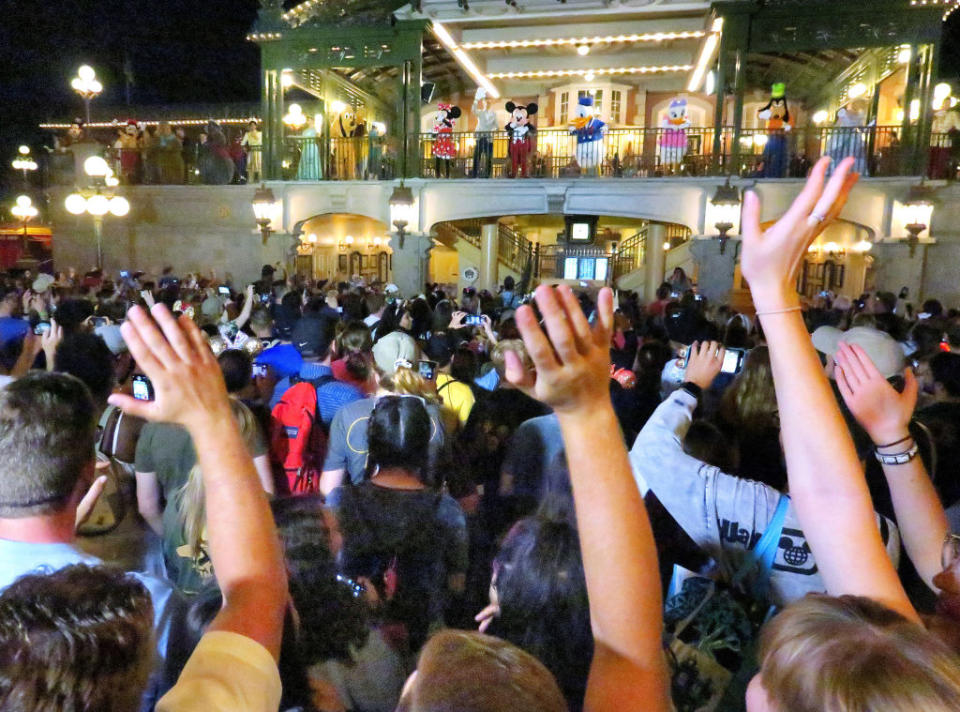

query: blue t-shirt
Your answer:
[0,316,28,346]
[271,362,364,426]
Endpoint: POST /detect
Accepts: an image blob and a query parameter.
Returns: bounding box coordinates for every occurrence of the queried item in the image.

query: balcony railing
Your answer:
[45,126,958,185]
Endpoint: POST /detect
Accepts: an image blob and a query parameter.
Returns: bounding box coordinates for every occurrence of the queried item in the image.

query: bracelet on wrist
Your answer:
[875,434,913,449]
[874,443,919,466]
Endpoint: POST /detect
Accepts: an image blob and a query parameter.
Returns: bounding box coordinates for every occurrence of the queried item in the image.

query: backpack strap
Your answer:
[732,494,790,598]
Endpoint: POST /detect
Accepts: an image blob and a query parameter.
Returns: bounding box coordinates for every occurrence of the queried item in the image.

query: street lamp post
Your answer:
[65,156,130,269]
[11,146,38,187]
[900,182,937,258]
[252,184,277,245]
[71,65,103,125]
[389,184,414,249]
[11,195,39,255]
[709,177,742,255]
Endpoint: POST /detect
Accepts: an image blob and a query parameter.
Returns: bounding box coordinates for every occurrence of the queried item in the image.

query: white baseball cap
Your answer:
[811,326,906,379]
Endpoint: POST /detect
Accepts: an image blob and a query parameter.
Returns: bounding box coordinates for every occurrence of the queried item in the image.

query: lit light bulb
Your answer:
[812,110,829,125]
[65,193,87,215]
[584,71,595,82]
[18,145,29,155]
[15,195,31,208]
[577,45,590,56]
[84,155,110,177]
[86,194,110,216]
[108,196,130,217]
[662,241,671,251]
[848,82,867,99]
[78,65,96,81]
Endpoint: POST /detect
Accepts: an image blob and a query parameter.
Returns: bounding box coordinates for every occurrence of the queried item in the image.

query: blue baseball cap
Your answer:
[255,343,303,379]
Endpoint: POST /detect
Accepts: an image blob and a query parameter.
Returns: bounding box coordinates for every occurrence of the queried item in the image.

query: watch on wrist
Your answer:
[680,381,703,400]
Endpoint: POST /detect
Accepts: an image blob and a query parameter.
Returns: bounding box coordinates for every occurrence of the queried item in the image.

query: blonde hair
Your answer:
[720,346,778,432]
[491,339,533,380]
[176,398,260,562]
[758,595,960,712]
[381,365,439,404]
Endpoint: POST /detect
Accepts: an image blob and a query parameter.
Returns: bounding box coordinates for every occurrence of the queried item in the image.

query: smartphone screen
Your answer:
[91,317,108,327]
[721,349,744,375]
[34,322,51,335]
[418,360,437,381]
[120,270,129,278]
[218,286,230,296]
[252,363,268,378]
[132,374,154,401]
[464,315,484,326]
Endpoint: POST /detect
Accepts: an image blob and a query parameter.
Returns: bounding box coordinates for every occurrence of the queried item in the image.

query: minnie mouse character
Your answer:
[432,103,461,178]
[505,101,538,178]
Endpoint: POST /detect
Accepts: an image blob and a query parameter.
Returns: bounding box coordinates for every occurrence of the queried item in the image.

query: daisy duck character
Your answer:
[505,101,538,178]
[757,83,792,178]
[432,103,461,178]
[659,97,690,171]
[568,96,607,175]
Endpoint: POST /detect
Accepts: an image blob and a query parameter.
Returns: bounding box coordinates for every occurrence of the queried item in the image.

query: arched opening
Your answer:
[295,213,392,283]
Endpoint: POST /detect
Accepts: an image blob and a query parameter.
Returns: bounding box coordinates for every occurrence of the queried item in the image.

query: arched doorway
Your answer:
[294,213,391,282]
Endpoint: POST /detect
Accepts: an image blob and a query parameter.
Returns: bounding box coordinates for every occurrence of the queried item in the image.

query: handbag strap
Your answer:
[732,494,790,595]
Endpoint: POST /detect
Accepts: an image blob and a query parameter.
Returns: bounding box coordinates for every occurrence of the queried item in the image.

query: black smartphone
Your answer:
[34,322,51,335]
[418,359,437,381]
[252,363,268,378]
[132,374,154,401]
[218,286,230,296]
[464,315,484,326]
[260,293,271,304]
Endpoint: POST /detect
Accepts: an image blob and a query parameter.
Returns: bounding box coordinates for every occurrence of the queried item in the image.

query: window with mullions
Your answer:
[560,92,569,123]
[611,90,622,124]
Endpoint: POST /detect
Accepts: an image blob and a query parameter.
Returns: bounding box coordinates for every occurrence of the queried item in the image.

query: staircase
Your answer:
[433,220,535,287]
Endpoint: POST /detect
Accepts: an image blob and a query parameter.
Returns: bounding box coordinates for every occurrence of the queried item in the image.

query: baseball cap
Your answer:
[291,317,333,358]
[373,331,417,376]
[32,273,55,293]
[811,325,906,379]
[424,334,454,367]
[255,343,303,379]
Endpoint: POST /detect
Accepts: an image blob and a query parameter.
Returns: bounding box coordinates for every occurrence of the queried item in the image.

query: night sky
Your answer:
[1,0,959,193]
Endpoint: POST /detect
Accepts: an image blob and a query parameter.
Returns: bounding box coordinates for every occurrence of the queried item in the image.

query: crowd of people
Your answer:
[2,157,960,711]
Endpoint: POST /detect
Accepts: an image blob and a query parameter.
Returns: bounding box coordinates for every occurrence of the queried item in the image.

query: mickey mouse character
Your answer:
[432,103,462,178]
[505,101,538,178]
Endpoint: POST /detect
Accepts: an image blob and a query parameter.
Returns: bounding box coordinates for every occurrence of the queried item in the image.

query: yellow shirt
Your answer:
[157,631,281,712]
[436,373,476,428]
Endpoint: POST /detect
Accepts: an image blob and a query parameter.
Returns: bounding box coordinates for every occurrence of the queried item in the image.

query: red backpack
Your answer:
[269,376,333,495]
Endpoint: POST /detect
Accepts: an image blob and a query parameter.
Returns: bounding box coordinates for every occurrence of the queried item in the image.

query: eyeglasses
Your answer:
[941,533,960,572]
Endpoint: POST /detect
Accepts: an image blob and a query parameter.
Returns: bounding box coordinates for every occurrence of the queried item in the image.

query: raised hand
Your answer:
[740,156,858,307]
[448,310,467,330]
[107,304,231,431]
[684,340,725,391]
[835,342,917,445]
[41,319,63,371]
[505,284,613,415]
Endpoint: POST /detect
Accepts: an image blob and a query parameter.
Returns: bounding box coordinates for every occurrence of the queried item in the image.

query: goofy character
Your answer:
[432,103,461,178]
[658,97,690,172]
[569,96,607,175]
[758,83,792,178]
[505,101,538,178]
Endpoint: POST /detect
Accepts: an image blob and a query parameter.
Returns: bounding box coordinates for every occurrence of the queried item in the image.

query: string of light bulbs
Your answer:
[487,65,691,80]
[460,30,705,50]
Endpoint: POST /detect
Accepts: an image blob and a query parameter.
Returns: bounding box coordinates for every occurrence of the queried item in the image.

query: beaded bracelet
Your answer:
[874,443,919,466]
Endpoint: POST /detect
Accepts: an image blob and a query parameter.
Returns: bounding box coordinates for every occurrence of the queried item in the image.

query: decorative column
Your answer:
[480,221,499,292]
[389,231,433,298]
[690,237,740,304]
[643,223,667,302]
[262,68,284,180]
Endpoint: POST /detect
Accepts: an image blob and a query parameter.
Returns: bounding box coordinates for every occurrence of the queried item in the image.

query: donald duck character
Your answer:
[568,96,607,175]
[659,97,690,170]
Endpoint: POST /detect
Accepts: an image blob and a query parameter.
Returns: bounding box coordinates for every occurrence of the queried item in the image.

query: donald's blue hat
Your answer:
[578,96,594,107]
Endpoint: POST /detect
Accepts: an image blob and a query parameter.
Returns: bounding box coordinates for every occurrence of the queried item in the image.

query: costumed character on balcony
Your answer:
[296,115,321,181]
[825,98,871,176]
[505,101,538,178]
[241,120,262,183]
[332,106,360,180]
[472,88,497,177]
[432,103,461,178]
[930,101,960,179]
[199,120,235,185]
[367,121,384,179]
[114,120,142,184]
[757,83,792,178]
[569,96,607,175]
[658,97,691,172]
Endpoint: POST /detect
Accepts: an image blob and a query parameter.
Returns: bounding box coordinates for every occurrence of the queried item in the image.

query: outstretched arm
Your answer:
[507,285,669,712]
[233,284,256,330]
[740,156,917,621]
[109,304,288,659]
[836,343,948,591]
